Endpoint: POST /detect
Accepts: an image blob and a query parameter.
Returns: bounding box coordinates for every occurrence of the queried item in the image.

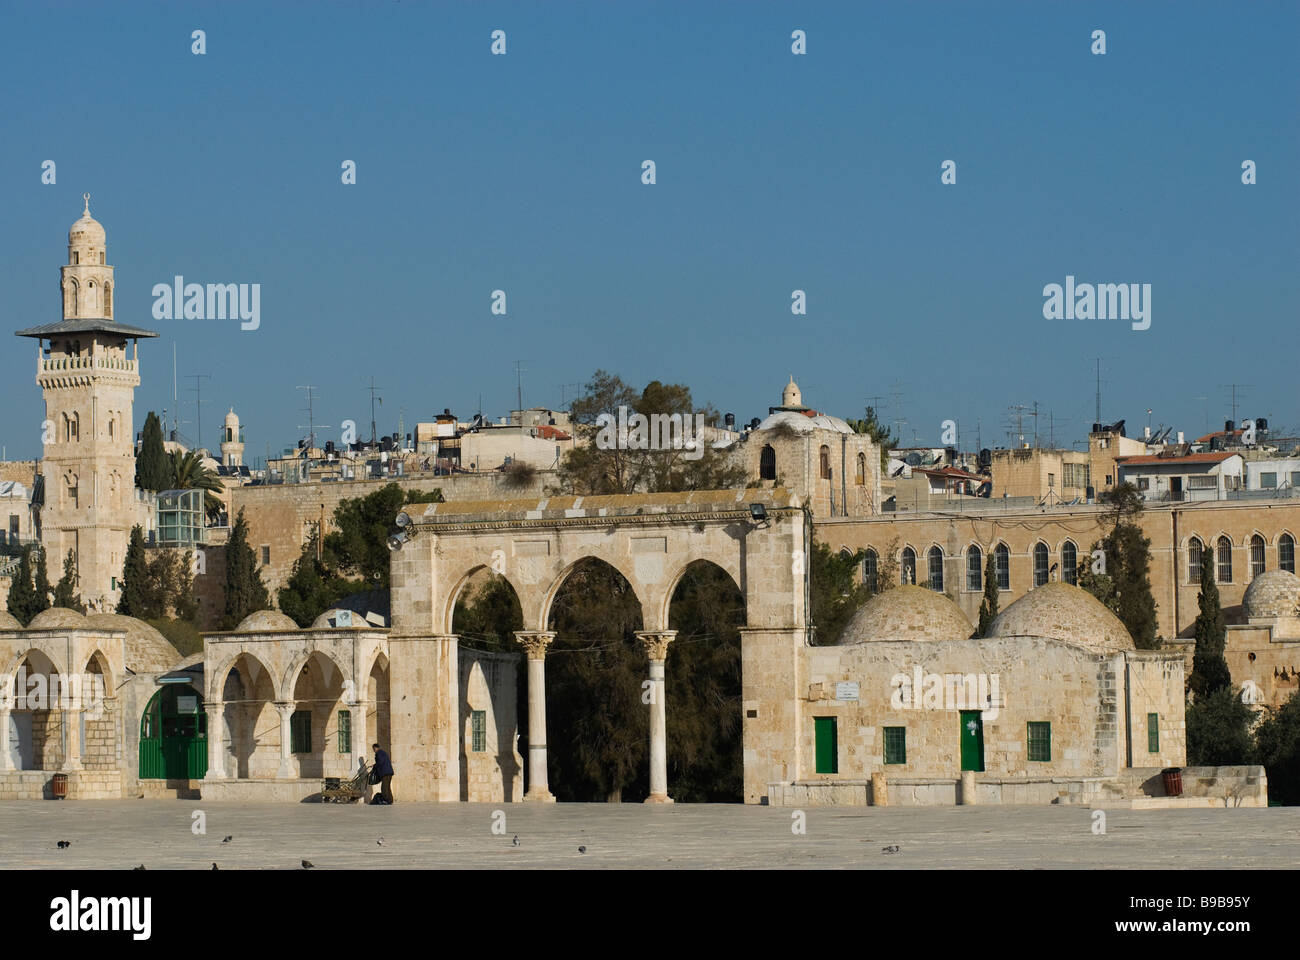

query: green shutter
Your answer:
[814,717,838,773]
[1027,721,1051,762]
[883,726,906,765]
[1147,713,1159,753]
[290,710,312,754]
[338,710,351,754]
[471,710,486,752]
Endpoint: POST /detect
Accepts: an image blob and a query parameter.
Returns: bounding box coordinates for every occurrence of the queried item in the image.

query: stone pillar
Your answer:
[960,769,979,805]
[871,771,888,806]
[61,695,83,771]
[637,630,676,804]
[515,631,556,802]
[203,702,225,780]
[275,702,295,778]
[346,700,365,767]
[0,708,12,772]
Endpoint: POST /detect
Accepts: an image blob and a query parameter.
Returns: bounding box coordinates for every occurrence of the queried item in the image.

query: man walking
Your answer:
[372,743,394,804]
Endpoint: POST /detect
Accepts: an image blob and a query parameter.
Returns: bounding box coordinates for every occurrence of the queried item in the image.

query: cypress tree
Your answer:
[32,547,52,616]
[53,550,84,612]
[1189,551,1231,697]
[977,550,999,637]
[5,547,37,626]
[117,526,149,616]
[222,508,270,629]
[135,411,170,492]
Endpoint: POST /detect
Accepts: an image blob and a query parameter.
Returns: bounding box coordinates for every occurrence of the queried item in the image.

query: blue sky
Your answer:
[2,0,1296,462]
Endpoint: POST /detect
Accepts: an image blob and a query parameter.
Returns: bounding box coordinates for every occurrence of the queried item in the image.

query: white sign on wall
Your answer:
[835,682,860,702]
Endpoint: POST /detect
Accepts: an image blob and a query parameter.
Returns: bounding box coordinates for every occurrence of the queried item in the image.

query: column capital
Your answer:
[514,630,557,660]
[273,700,296,716]
[636,630,677,661]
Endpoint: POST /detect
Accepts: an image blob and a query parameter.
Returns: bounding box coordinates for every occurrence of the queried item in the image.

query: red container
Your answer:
[1161,767,1183,797]
[51,773,68,799]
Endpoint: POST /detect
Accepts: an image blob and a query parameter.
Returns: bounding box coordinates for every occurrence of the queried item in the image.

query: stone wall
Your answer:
[458,648,524,802]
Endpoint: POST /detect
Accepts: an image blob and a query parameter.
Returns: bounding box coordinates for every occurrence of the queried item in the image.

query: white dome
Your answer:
[69,196,106,249]
[756,410,854,435]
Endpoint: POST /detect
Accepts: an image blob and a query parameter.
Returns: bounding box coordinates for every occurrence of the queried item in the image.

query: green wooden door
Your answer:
[140,687,208,780]
[959,711,984,772]
[814,717,838,774]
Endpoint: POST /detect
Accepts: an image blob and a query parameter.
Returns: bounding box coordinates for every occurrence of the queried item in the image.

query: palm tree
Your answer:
[167,449,225,522]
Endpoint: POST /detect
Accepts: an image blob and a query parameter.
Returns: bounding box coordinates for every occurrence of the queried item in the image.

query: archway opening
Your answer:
[219,653,276,779]
[290,652,348,779]
[10,650,59,770]
[139,683,207,780]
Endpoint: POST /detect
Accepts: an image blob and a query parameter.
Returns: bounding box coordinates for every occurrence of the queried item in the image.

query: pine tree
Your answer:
[135,411,170,492]
[117,526,149,616]
[221,508,270,629]
[31,547,52,616]
[1083,483,1159,649]
[1189,551,1231,697]
[5,546,37,626]
[977,550,999,637]
[52,550,84,612]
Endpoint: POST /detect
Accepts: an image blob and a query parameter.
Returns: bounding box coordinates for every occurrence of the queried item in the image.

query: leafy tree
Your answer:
[810,541,871,644]
[846,406,896,470]
[1255,692,1300,805]
[323,483,407,589]
[31,548,52,617]
[1185,686,1254,767]
[220,508,270,629]
[135,412,170,492]
[5,546,37,625]
[116,526,150,617]
[977,550,999,637]
[278,536,356,627]
[1081,483,1158,648]
[174,551,199,622]
[452,574,523,649]
[52,550,84,612]
[1189,551,1231,698]
[167,449,225,521]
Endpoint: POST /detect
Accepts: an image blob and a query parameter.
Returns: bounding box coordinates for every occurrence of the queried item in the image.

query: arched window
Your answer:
[927,546,944,591]
[72,251,79,265]
[1281,534,1296,574]
[108,416,115,440]
[1250,534,1265,578]
[1062,541,1078,585]
[1188,537,1203,583]
[70,412,79,442]
[99,251,105,265]
[967,546,983,591]
[1217,536,1233,583]
[819,445,831,480]
[855,452,866,486]
[759,445,776,481]
[862,549,879,592]
[1033,542,1049,587]
[66,280,77,315]
[901,547,917,585]
[995,543,1010,590]
[104,282,112,317]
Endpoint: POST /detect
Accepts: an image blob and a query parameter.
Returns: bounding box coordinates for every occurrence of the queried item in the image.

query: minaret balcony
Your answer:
[39,356,137,373]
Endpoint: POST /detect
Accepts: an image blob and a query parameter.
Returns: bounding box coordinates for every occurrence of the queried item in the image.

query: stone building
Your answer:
[989,447,1091,503]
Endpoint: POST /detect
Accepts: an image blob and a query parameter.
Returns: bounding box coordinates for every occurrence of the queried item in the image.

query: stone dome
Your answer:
[1242,570,1300,620]
[782,376,802,408]
[838,585,974,644]
[224,407,240,428]
[311,608,365,629]
[27,607,88,630]
[756,409,855,435]
[0,611,22,630]
[987,582,1133,651]
[236,609,300,632]
[85,614,183,673]
[69,197,106,248]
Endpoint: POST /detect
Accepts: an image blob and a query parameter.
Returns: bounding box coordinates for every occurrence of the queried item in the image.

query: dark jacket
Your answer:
[373,748,394,778]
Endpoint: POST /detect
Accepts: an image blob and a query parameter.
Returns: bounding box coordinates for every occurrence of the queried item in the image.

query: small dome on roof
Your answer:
[28,607,88,630]
[987,582,1133,651]
[838,585,975,644]
[236,609,300,632]
[69,195,106,249]
[1242,570,1300,621]
[0,611,22,630]
[85,614,183,673]
[756,410,854,436]
[311,608,366,629]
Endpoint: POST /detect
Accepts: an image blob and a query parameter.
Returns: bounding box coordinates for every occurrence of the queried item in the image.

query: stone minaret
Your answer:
[16,197,158,611]
[220,408,244,467]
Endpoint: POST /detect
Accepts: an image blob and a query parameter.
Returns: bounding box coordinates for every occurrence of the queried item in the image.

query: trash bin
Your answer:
[1161,767,1183,797]
[51,773,68,799]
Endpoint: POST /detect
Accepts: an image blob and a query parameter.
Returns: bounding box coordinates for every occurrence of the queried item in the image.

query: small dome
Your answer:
[988,582,1133,651]
[235,609,300,632]
[1242,570,1300,621]
[85,614,183,673]
[69,196,106,249]
[838,585,974,644]
[27,607,88,630]
[756,410,854,436]
[224,408,240,427]
[0,611,22,630]
[311,608,365,629]
[782,376,802,408]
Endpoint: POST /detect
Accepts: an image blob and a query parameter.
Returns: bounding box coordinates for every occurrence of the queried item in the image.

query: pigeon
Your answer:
[211,863,219,871]
[376,838,385,846]
[57,841,70,849]
[301,859,315,869]
[882,845,900,854]
[512,836,519,847]
[222,836,232,844]
[133,865,146,871]
[578,845,586,854]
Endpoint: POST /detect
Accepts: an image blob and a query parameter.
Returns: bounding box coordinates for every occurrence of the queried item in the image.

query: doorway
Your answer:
[959,711,984,772]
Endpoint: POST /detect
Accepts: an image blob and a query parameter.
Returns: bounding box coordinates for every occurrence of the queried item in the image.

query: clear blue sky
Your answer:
[2,0,1296,462]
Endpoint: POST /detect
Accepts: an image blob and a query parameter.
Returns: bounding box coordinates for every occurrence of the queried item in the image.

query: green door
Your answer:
[139,686,208,780]
[814,717,838,774]
[959,711,984,772]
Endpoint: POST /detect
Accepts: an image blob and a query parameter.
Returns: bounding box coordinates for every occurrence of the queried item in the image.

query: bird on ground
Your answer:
[301,859,315,869]
[222,836,232,843]
[212,863,219,871]
[57,841,70,849]
[512,836,519,847]
[133,865,146,871]
[377,838,385,846]
[578,846,586,854]
[882,845,900,854]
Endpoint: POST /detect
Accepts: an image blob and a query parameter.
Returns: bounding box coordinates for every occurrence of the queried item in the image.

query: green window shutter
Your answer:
[883,726,906,765]
[290,710,312,754]
[1147,713,1159,753]
[814,717,838,774]
[1027,721,1051,762]
[338,710,351,754]
[471,710,486,752]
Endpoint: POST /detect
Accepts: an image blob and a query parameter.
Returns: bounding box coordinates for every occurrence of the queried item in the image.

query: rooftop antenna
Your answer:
[514,360,526,416]
[366,376,384,446]
[296,385,330,456]
[186,373,211,452]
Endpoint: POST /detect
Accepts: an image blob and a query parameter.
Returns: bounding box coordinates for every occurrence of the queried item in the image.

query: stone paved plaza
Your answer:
[3,801,1298,869]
